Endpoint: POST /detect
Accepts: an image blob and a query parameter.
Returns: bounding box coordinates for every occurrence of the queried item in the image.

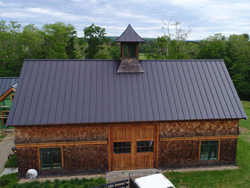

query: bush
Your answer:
[5,153,18,168]
[0,173,106,188]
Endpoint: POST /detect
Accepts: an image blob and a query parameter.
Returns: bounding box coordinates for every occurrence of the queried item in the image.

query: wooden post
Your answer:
[136,43,139,59]
[121,43,124,59]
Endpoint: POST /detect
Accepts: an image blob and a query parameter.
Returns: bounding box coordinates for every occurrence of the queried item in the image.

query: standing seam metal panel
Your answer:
[6,59,246,126]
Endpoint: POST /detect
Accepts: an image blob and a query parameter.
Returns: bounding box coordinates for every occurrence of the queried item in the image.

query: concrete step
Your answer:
[106,168,161,183]
[0,168,18,177]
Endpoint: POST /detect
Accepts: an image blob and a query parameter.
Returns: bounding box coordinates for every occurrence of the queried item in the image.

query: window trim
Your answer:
[199,140,221,161]
[113,141,131,154]
[122,43,138,59]
[39,147,63,170]
[136,140,154,153]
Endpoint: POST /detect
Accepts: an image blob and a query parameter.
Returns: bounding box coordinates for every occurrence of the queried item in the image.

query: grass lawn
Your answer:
[0,173,19,188]
[239,101,250,130]
[139,53,147,60]
[164,100,250,188]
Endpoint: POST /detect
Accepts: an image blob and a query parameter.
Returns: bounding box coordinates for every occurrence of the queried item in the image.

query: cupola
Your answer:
[115,24,145,73]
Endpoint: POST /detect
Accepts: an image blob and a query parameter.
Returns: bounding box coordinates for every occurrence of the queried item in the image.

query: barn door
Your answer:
[110,125,157,170]
[111,126,133,170]
[135,126,155,169]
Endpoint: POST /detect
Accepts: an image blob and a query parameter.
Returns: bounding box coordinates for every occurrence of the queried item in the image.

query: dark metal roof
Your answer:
[0,77,19,97]
[115,24,145,42]
[7,59,246,126]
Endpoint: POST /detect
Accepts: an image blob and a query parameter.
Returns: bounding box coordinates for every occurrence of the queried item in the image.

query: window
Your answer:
[40,148,62,170]
[124,43,137,58]
[1,111,9,127]
[200,141,219,160]
[137,141,154,152]
[113,142,131,154]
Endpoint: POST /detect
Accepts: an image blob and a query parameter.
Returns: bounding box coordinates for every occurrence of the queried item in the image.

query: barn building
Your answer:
[7,25,246,177]
[0,77,19,129]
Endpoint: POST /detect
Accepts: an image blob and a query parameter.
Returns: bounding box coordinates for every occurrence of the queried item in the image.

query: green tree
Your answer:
[147,21,191,59]
[66,30,77,59]
[186,42,199,59]
[74,37,88,59]
[42,22,76,59]
[94,44,112,59]
[83,24,106,59]
[197,34,228,59]
[228,34,250,99]
[21,24,44,59]
[146,36,168,59]
[0,21,23,76]
[197,33,232,72]
[109,42,120,60]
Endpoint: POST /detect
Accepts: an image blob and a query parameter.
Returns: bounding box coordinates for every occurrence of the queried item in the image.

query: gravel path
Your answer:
[0,131,15,174]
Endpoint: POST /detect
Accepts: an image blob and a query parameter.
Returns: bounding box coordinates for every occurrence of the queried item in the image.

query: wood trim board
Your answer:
[16,140,108,148]
[160,135,237,142]
[0,88,15,102]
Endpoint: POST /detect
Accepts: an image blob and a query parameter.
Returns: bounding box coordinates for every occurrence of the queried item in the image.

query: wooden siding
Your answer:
[0,87,15,102]
[17,143,108,177]
[15,119,239,176]
[17,147,40,176]
[63,144,108,173]
[159,138,237,169]
[220,139,237,162]
[160,120,239,138]
[15,125,108,144]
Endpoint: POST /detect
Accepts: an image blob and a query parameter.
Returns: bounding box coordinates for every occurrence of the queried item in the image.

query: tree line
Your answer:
[0,21,249,99]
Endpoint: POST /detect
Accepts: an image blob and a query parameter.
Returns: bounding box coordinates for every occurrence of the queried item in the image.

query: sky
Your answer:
[1,0,250,40]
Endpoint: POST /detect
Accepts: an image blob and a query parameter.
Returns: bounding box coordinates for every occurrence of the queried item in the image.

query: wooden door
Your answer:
[111,126,133,170]
[110,125,157,170]
[135,126,155,169]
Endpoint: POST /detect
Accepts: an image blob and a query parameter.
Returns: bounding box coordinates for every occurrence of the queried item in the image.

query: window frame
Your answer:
[113,142,131,154]
[199,140,220,161]
[40,148,62,170]
[136,140,154,153]
[123,43,137,59]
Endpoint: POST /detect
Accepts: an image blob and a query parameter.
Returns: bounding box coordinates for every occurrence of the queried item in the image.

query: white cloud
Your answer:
[0,0,249,39]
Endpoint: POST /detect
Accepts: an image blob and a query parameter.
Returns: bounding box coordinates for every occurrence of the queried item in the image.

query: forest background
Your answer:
[0,21,249,99]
